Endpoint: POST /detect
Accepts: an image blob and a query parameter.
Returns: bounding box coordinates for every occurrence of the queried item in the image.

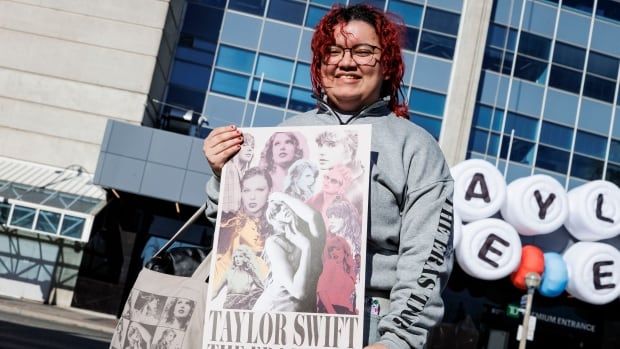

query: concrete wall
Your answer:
[439,0,494,166]
[0,0,183,172]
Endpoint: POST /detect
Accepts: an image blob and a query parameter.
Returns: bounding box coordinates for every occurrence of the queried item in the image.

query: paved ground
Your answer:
[0,295,117,336]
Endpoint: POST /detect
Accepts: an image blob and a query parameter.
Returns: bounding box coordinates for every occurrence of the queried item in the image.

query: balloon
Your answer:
[539,252,568,297]
[451,159,507,222]
[563,242,620,305]
[500,175,568,236]
[456,218,522,280]
[565,180,620,241]
[511,245,545,290]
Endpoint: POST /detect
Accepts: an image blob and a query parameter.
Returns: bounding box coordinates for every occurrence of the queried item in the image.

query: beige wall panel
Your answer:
[0,127,101,172]
[0,1,162,56]
[0,97,111,144]
[12,0,170,28]
[0,29,156,93]
[0,68,146,121]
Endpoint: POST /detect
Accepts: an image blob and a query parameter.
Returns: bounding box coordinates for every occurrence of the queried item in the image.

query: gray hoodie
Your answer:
[205,99,454,349]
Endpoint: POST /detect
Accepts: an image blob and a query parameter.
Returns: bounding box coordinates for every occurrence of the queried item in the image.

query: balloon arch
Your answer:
[451,159,620,305]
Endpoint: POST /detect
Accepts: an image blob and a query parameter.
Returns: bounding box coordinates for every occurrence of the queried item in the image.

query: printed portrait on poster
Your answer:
[204,125,372,349]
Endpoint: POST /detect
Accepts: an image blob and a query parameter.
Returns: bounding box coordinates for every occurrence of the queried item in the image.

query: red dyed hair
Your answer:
[310,4,408,118]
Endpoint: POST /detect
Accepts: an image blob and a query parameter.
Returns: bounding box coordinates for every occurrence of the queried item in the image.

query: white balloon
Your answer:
[500,174,569,236]
[456,218,522,280]
[565,180,620,241]
[451,159,507,222]
[563,242,620,305]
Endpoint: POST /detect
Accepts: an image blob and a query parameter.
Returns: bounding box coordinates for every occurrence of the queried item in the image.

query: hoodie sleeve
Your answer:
[204,174,221,225]
[378,148,455,348]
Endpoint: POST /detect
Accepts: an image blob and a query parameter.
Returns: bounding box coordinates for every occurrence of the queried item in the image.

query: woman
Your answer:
[283,159,319,201]
[259,132,304,192]
[153,329,176,349]
[326,199,362,257]
[124,322,150,349]
[212,244,265,310]
[204,4,454,348]
[252,192,325,313]
[221,133,255,213]
[317,233,357,314]
[163,298,194,331]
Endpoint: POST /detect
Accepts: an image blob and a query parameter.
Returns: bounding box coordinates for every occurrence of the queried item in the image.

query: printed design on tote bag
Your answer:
[111,289,196,349]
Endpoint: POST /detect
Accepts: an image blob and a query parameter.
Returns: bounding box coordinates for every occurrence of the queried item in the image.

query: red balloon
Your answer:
[511,245,545,290]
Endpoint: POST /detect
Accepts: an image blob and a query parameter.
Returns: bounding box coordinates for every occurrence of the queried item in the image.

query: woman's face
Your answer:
[164,331,176,342]
[298,168,316,189]
[174,299,191,318]
[322,171,344,195]
[317,140,351,171]
[320,20,386,113]
[273,203,293,224]
[233,252,246,266]
[271,133,297,167]
[238,142,254,163]
[328,214,344,234]
[241,175,270,217]
[329,246,344,261]
[239,220,263,252]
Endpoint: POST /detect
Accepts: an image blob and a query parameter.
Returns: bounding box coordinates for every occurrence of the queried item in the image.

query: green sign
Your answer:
[507,305,521,318]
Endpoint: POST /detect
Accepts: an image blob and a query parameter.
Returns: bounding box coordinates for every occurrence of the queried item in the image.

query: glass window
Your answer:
[500,137,535,165]
[166,84,206,113]
[349,0,385,8]
[388,0,423,27]
[587,51,619,79]
[0,202,9,224]
[410,114,442,140]
[482,48,513,74]
[487,133,501,157]
[487,24,507,49]
[211,70,249,98]
[514,55,548,83]
[250,79,289,108]
[536,145,570,173]
[469,129,490,154]
[609,139,620,164]
[571,153,604,180]
[176,46,214,66]
[423,7,460,36]
[289,88,315,112]
[583,75,616,103]
[596,0,620,23]
[9,205,35,229]
[267,0,305,25]
[229,0,266,16]
[473,104,493,129]
[518,32,551,60]
[182,3,224,41]
[404,27,420,51]
[36,210,61,234]
[419,31,456,59]
[575,130,607,158]
[562,0,594,14]
[60,215,85,239]
[294,63,311,87]
[549,65,583,94]
[606,162,620,187]
[491,109,505,132]
[553,42,586,69]
[170,60,211,91]
[505,112,539,141]
[216,45,255,73]
[410,89,446,116]
[306,5,327,28]
[255,54,294,83]
[540,121,573,149]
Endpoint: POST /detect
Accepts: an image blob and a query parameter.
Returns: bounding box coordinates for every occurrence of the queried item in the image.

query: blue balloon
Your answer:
[539,252,568,297]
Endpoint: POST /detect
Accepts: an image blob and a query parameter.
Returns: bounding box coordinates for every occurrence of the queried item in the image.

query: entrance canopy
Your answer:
[0,157,107,242]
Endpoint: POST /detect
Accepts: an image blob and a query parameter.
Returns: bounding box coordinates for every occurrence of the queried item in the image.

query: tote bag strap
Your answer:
[191,250,213,281]
[153,202,207,258]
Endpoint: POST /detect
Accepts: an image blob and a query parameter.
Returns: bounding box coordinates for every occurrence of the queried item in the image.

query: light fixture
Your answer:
[182,109,194,121]
[519,272,541,349]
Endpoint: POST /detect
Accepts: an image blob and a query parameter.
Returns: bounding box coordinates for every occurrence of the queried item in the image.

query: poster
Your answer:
[204,125,372,349]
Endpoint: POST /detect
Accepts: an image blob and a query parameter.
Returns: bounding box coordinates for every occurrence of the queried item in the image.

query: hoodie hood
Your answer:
[314,95,392,125]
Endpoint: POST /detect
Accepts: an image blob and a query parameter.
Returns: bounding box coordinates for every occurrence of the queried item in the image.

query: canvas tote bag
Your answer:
[110,204,212,349]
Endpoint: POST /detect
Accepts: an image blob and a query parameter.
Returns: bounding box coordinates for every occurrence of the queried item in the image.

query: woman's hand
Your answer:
[203,125,244,177]
[364,344,387,349]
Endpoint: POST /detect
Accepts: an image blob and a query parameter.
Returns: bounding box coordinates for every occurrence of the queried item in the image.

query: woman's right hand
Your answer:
[203,125,244,177]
